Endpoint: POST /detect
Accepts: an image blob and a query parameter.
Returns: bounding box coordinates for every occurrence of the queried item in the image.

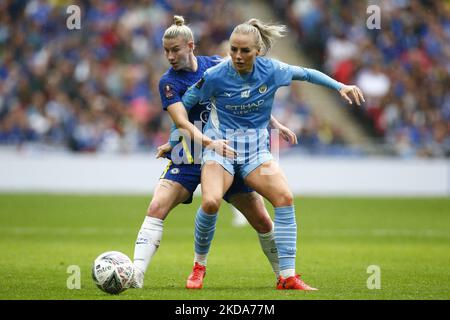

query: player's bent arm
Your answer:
[167,122,179,148]
[269,115,298,144]
[167,102,212,148]
[166,102,236,158]
[182,73,215,110]
[156,142,172,159]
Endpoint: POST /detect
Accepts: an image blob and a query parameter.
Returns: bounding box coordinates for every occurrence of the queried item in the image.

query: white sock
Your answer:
[258,229,280,278]
[280,269,296,278]
[133,216,163,273]
[194,253,208,266]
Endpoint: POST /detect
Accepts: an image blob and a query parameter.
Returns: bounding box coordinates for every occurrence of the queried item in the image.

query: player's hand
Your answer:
[278,124,298,145]
[339,85,365,106]
[156,142,173,159]
[208,139,237,159]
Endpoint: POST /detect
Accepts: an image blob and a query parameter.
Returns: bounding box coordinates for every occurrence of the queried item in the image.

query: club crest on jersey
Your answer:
[165,85,174,99]
[241,89,250,98]
[170,168,180,174]
[258,84,268,94]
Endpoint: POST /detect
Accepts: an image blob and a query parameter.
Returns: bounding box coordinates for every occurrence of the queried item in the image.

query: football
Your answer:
[92,251,135,294]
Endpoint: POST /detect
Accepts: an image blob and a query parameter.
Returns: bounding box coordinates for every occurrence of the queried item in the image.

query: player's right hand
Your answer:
[156,142,173,159]
[339,85,365,106]
[208,140,237,159]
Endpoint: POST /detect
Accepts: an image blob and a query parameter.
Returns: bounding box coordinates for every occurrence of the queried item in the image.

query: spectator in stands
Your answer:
[272,0,449,158]
[0,0,346,156]
[2,0,447,158]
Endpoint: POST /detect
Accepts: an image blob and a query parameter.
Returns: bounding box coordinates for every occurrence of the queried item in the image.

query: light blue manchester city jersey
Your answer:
[182,57,294,156]
[182,56,343,163]
[185,57,293,132]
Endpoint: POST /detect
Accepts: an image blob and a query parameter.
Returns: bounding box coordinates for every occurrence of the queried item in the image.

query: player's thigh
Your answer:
[147,179,191,219]
[244,160,293,207]
[228,192,273,233]
[201,161,234,212]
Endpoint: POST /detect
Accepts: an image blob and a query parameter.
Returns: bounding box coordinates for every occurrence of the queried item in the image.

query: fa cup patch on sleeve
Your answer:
[165,85,175,99]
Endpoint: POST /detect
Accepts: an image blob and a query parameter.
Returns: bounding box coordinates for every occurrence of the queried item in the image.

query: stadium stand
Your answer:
[0,0,448,158]
[269,0,450,158]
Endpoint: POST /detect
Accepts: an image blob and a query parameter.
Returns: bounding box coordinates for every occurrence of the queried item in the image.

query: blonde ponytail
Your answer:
[232,19,287,55]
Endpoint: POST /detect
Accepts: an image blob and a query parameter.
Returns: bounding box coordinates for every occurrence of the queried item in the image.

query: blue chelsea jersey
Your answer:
[158,55,222,163]
[182,57,293,141]
[159,55,223,124]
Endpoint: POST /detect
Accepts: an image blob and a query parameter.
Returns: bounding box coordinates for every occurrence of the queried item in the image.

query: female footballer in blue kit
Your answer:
[182,19,365,290]
[131,16,298,288]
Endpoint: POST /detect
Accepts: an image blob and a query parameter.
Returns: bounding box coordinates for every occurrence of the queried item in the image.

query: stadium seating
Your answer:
[269,0,450,158]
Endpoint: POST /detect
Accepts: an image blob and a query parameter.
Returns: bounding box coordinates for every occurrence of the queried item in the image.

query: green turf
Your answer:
[0,194,449,300]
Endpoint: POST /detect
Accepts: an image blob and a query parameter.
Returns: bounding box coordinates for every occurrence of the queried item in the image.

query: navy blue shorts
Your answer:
[160,161,253,204]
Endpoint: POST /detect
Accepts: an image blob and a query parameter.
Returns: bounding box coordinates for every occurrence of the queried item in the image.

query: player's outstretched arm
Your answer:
[290,65,365,106]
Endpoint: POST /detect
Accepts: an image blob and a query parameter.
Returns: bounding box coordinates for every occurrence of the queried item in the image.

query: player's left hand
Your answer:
[339,85,365,106]
[156,142,173,159]
[278,124,298,145]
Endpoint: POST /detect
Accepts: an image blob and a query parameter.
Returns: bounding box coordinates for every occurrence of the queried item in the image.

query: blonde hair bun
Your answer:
[173,15,185,27]
[162,15,194,43]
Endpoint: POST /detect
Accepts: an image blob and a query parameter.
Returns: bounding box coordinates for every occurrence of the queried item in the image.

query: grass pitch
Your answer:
[0,194,449,300]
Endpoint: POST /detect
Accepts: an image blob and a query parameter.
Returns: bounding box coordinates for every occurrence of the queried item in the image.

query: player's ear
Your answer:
[188,40,195,52]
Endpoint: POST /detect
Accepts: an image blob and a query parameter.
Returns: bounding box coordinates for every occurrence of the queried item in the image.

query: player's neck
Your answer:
[237,66,254,78]
[231,61,254,78]
[184,54,198,72]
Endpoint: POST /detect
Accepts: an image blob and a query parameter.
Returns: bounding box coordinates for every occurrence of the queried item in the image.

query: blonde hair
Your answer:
[232,18,287,55]
[163,15,194,43]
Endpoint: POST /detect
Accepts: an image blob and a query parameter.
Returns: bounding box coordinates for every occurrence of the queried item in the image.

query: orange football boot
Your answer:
[277,274,318,291]
[186,262,206,289]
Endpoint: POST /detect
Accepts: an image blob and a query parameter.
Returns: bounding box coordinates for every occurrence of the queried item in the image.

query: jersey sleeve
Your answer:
[158,77,182,110]
[291,66,343,91]
[181,71,215,110]
[271,59,295,87]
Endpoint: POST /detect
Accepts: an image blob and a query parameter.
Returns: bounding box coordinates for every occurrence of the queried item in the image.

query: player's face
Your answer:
[229,33,260,74]
[163,37,193,71]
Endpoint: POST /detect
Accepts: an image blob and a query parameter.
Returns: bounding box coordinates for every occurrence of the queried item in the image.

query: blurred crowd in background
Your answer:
[271,0,450,157]
[0,0,239,153]
[0,0,449,157]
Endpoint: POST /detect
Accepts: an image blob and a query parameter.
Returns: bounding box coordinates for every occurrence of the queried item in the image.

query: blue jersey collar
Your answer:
[227,59,255,81]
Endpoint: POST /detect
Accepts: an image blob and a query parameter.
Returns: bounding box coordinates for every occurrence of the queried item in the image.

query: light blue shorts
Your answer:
[202,148,273,179]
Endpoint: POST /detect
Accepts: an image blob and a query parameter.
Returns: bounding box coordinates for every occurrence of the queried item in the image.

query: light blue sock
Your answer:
[194,207,218,260]
[274,205,297,275]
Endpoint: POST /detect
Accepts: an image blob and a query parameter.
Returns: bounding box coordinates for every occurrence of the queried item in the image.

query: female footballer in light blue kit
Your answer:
[182,19,365,290]
[131,16,299,289]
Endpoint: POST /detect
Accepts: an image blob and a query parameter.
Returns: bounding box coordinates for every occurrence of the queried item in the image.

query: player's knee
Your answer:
[273,192,294,207]
[147,200,168,219]
[255,215,273,234]
[202,197,221,214]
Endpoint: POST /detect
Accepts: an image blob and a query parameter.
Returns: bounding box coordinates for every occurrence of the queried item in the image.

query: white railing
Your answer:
[1,150,448,196]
